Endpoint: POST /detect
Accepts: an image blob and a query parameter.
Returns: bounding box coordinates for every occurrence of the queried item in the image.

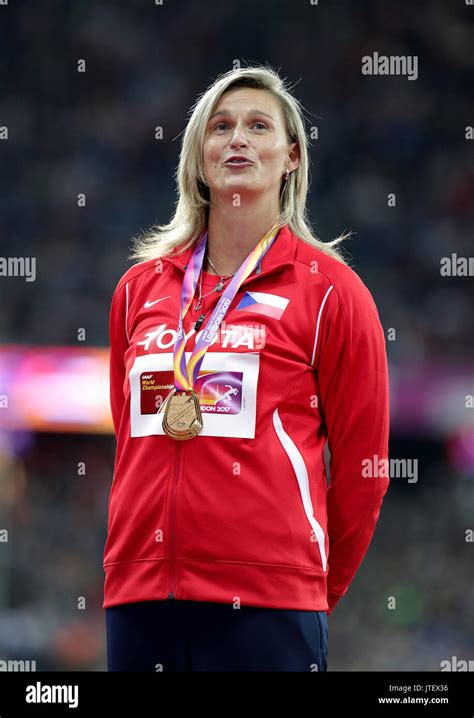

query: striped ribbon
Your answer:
[172,222,282,390]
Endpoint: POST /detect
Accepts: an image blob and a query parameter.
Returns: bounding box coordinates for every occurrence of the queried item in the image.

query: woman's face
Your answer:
[202,87,299,204]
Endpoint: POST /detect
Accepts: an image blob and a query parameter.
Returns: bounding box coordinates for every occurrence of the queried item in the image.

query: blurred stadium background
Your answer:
[0,0,473,671]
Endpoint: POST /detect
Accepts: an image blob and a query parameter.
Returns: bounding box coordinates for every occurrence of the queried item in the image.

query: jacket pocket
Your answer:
[272,407,327,572]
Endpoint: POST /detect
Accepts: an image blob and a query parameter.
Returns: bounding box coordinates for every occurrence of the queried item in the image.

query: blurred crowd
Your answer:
[0,0,472,670]
[0,0,472,362]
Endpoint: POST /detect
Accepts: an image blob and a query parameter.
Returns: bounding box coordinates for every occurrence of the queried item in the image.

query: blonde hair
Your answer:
[129,63,351,265]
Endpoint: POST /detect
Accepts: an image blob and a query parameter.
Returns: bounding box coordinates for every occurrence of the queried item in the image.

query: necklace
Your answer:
[208,256,231,276]
[193,254,236,331]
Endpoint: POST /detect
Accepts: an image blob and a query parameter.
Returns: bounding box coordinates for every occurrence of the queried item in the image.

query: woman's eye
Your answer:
[213,122,268,131]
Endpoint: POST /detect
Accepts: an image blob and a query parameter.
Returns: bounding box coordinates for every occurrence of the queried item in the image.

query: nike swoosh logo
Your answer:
[144,296,171,309]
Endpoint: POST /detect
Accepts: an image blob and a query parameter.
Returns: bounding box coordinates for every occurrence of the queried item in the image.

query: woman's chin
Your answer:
[214,180,259,197]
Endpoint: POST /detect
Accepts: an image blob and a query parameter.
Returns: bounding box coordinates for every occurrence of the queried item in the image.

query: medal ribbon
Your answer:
[172,222,282,391]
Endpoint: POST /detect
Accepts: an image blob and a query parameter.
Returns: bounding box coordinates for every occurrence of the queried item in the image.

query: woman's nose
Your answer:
[229,125,249,146]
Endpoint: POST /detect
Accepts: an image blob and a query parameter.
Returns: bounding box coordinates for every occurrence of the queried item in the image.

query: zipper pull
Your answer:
[168,592,175,599]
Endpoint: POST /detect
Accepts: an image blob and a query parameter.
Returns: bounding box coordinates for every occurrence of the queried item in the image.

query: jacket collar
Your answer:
[161,223,297,283]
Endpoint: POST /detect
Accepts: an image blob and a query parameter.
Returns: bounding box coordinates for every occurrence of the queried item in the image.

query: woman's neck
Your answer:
[205,199,280,276]
[202,255,221,275]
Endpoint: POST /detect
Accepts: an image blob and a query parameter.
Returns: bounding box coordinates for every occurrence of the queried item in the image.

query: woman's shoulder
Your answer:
[111,257,168,297]
[294,235,377,307]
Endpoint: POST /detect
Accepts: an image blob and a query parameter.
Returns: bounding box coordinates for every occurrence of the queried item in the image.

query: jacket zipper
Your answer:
[167,262,292,598]
[168,440,183,598]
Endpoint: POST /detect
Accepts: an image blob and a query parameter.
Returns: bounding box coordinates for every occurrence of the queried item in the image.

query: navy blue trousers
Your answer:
[106,599,328,672]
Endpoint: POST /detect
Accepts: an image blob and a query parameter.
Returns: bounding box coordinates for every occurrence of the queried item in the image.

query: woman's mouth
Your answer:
[224,159,254,168]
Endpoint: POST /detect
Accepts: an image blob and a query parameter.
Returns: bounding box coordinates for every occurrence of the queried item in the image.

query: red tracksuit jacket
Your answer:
[103,223,390,614]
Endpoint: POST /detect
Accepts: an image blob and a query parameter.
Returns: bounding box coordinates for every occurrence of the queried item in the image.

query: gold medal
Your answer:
[160,388,203,440]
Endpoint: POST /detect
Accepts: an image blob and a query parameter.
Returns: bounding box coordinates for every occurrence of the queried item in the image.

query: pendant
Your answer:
[215,280,225,292]
[160,388,203,440]
[194,313,206,331]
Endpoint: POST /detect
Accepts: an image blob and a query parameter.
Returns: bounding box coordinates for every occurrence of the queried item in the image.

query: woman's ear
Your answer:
[287,142,300,172]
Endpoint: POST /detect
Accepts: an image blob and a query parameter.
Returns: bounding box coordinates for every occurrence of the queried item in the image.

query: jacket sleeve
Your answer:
[109,282,129,438]
[316,274,390,615]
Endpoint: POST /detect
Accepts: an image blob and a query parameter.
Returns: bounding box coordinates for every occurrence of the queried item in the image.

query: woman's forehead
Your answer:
[213,88,282,120]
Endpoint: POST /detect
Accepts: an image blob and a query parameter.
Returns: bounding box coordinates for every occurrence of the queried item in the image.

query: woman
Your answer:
[104,65,390,671]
